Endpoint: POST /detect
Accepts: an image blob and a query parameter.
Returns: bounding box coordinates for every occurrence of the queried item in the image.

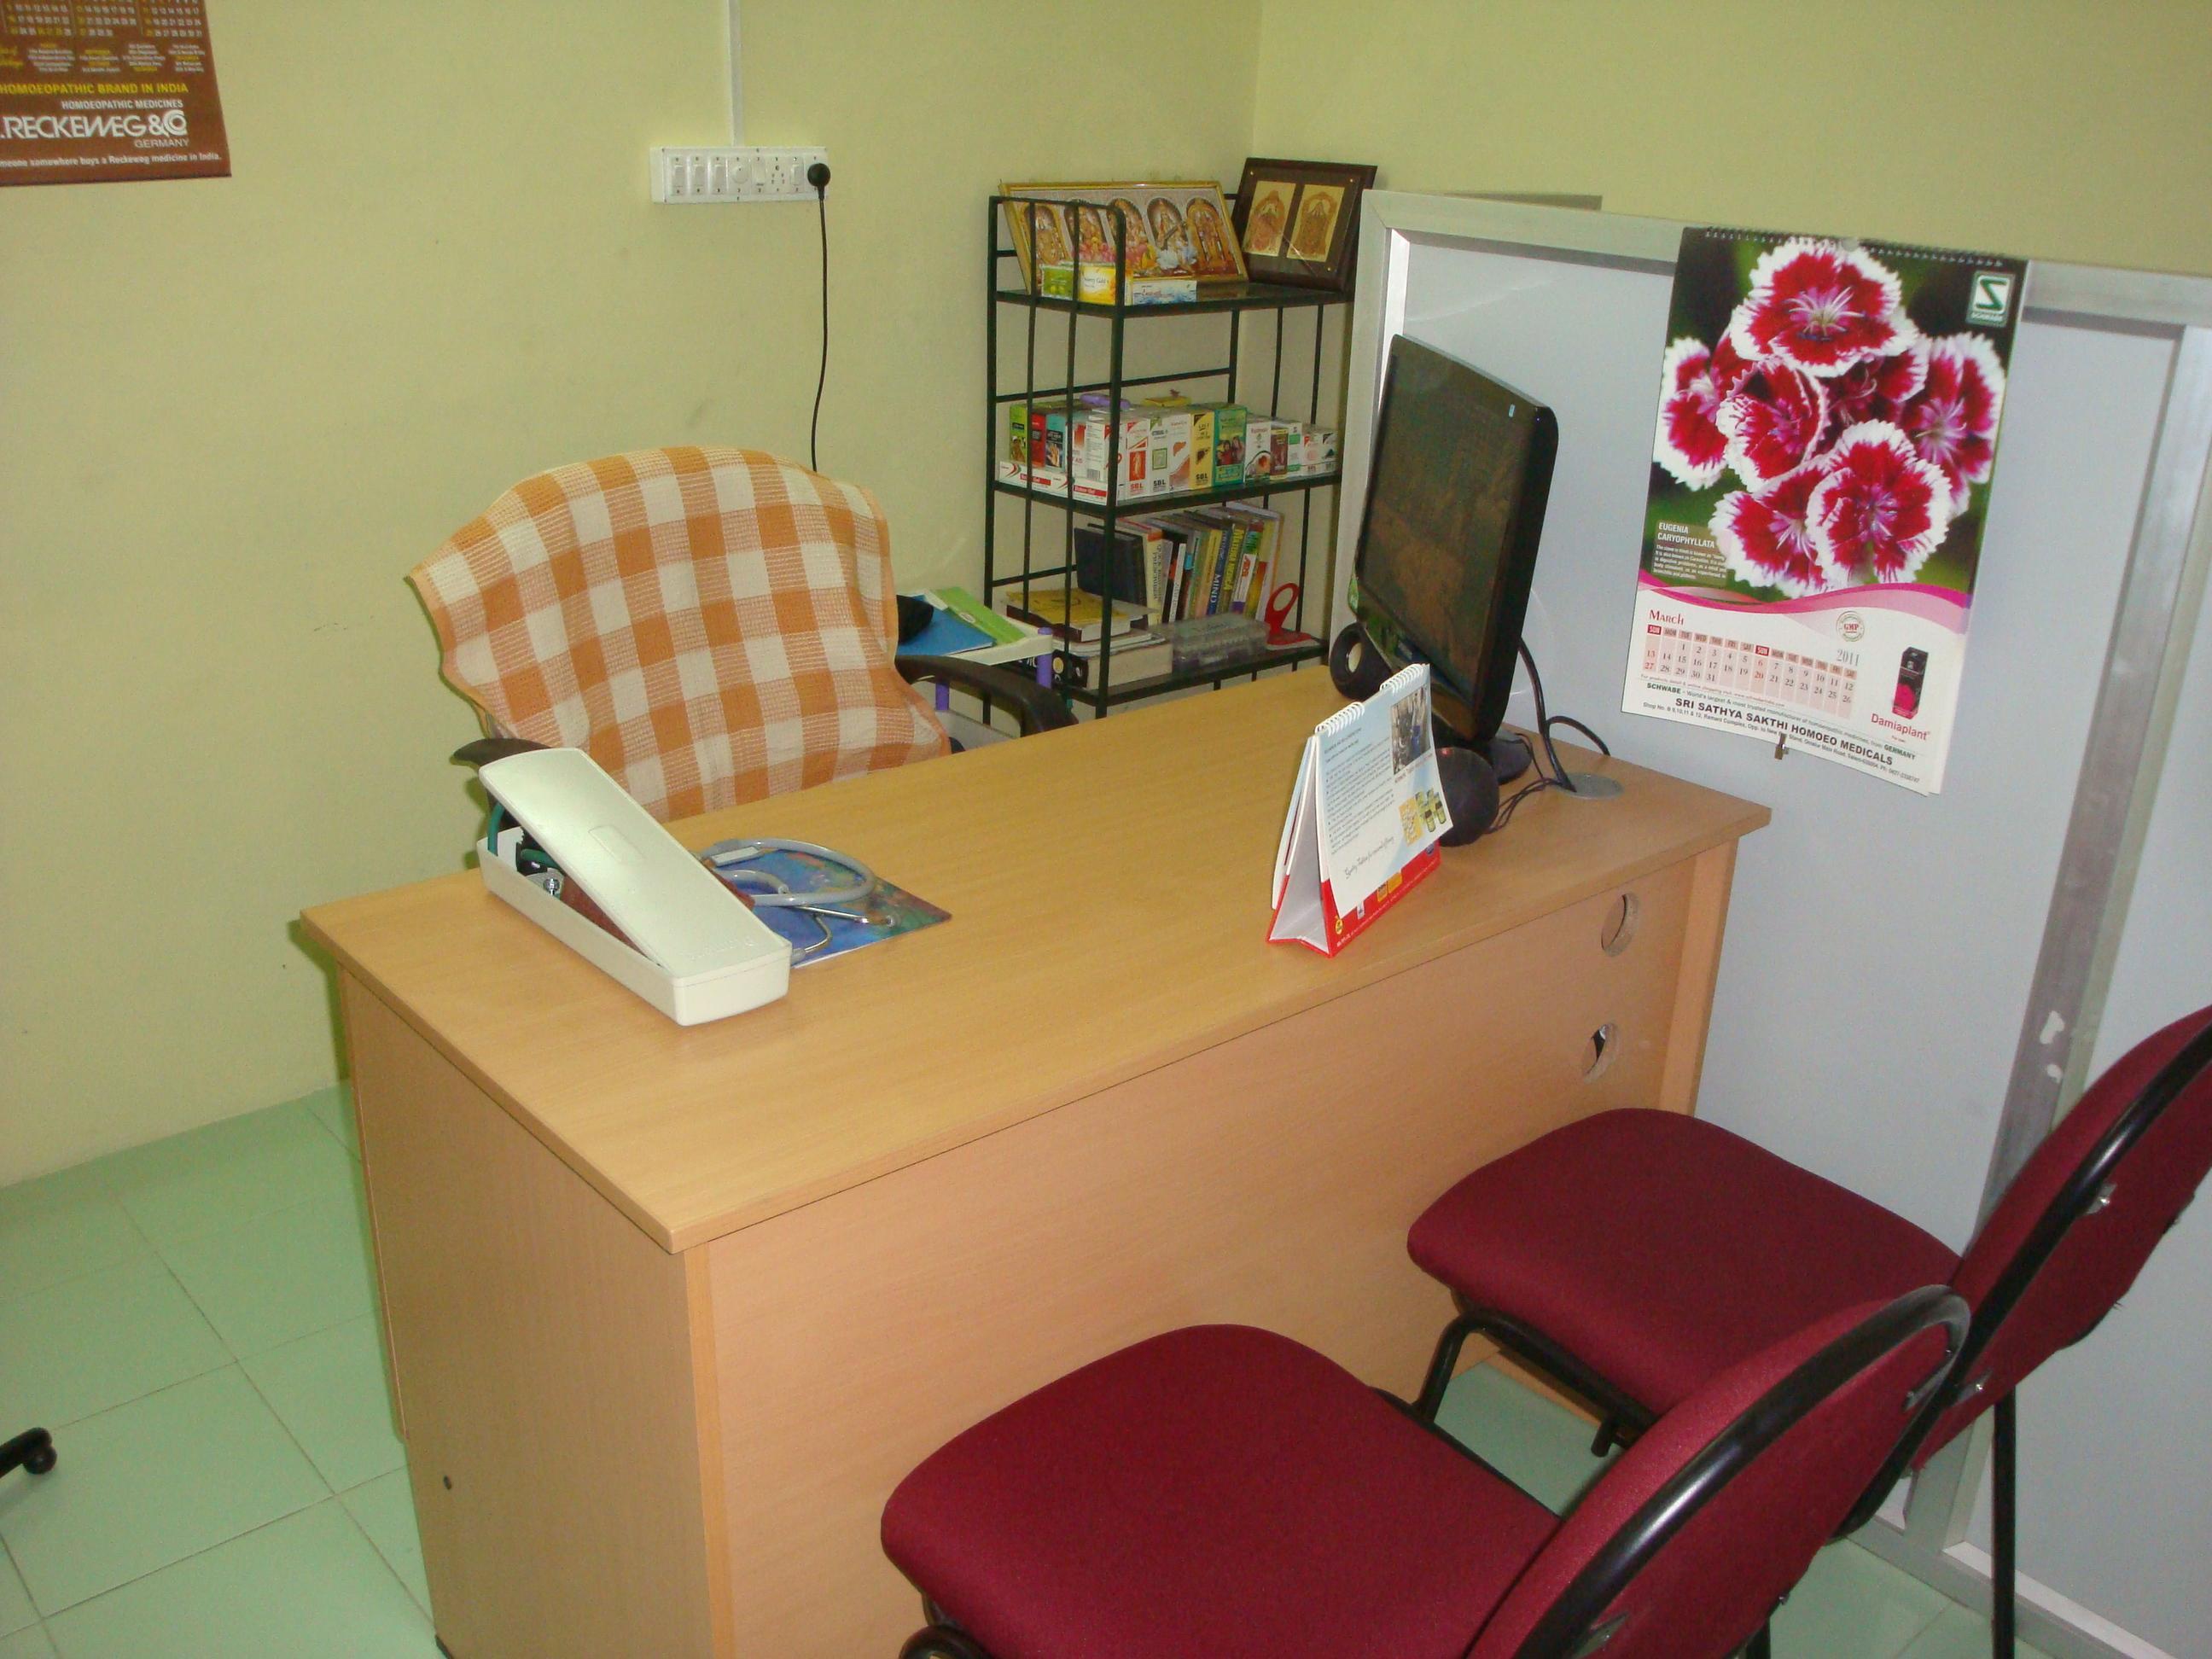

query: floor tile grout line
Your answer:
[148,1244,245,1370]
[231,1342,345,1499]
[3,1103,360,1293]
[84,1104,358,1238]
[0,1198,161,1312]
[36,1493,347,1630]
[1889,1591,1960,1656]
[9,1359,253,1441]
[0,1534,30,1631]
[309,1093,358,1159]
[9,1247,237,1441]
[331,1484,434,1621]
[133,1137,376,1487]
[130,1156,368,1263]
[3,1340,356,1526]
[147,1188,375,1365]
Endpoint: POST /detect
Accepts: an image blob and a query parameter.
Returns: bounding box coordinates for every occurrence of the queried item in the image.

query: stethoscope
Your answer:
[698,838,882,959]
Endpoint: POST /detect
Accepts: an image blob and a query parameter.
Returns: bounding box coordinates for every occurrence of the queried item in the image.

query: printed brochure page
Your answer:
[1271,664,1451,955]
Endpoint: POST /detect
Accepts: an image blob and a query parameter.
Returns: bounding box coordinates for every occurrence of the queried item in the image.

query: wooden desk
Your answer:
[303,672,1767,1657]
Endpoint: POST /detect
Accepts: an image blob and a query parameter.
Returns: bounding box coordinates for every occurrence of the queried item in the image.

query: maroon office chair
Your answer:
[882,1287,1965,1659]
[1406,1003,2212,1657]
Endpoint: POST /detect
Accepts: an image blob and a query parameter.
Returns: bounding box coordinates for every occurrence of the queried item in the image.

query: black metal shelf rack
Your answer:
[985,195,1351,712]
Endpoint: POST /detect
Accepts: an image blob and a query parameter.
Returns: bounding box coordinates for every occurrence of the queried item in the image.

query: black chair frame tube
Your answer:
[900,1625,992,1659]
[1508,1286,1968,1659]
[1415,1304,1658,1452]
[895,655,1075,736]
[1842,1017,2212,1551]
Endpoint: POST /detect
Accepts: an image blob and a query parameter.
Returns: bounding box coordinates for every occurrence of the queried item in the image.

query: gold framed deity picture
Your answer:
[1002,180,1249,297]
[1231,159,1377,294]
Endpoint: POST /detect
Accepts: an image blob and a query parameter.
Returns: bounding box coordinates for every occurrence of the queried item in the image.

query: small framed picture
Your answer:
[1231,159,1377,293]
[1002,180,1249,296]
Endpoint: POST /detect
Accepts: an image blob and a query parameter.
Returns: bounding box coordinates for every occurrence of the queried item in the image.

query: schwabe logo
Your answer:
[1968,270,2016,327]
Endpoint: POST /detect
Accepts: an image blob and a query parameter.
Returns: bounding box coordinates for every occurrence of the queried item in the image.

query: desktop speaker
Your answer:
[1329,624,1391,701]
[1435,744,1499,847]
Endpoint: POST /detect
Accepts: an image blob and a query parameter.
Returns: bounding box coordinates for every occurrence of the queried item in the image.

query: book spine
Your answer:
[1225,508,1279,616]
[1255,510,1281,610]
[1249,533,1274,619]
[1231,527,1259,613]
[1121,521,1161,614]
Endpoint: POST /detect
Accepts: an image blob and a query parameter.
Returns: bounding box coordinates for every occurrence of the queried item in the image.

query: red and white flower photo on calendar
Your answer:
[1626,225,2027,795]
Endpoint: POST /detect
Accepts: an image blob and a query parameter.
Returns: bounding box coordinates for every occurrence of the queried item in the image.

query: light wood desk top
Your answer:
[305,672,1767,1254]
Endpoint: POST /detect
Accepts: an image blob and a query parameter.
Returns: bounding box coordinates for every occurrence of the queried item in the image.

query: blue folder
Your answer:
[897,602,995,658]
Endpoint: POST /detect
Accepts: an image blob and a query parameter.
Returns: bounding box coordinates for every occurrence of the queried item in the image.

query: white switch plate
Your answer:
[651,146,828,205]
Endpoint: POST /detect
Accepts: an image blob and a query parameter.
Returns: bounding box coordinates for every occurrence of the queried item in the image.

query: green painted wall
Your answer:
[8,0,2206,1189]
[1253,0,2212,275]
[0,0,1260,1184]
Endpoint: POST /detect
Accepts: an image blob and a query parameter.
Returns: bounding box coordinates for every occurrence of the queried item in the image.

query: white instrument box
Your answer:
[475,748,790,1025]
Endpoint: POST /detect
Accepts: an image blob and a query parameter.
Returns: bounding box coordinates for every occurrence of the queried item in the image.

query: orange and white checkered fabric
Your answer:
[409,447,948,823]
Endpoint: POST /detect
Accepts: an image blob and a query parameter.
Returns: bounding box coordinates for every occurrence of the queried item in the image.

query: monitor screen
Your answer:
[1353,338,1555,743]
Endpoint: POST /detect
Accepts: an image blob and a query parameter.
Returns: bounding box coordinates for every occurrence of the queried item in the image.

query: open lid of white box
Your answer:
[478,747,789,981]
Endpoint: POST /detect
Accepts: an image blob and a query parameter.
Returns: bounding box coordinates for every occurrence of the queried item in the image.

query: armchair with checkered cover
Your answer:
[409,447,1069,823]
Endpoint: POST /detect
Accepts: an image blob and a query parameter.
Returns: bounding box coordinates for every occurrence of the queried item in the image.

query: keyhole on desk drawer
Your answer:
[1599,893,1639,956]
[1583,1023,1619,1081]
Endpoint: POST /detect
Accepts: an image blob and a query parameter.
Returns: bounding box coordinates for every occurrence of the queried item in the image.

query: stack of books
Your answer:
[998,585,1171,690]
[1072,504,1283,626]
[999,586,1150,644]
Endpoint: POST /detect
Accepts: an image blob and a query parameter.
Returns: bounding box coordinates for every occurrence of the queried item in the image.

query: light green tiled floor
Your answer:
[1436,1363,2052,1659]
[0,1091,2036,1656]
[0,1090,438,1656]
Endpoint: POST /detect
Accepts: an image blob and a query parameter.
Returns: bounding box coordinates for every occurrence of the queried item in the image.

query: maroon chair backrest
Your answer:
[1467,1287,1965,1659]
[1915,1004,2212,1463]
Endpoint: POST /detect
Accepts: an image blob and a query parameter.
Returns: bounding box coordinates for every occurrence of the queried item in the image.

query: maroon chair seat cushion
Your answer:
[1410,1109,1959,1415]
[881,1324,1557,1659]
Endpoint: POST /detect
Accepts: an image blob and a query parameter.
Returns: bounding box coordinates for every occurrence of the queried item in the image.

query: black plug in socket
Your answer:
[806,161,831,192]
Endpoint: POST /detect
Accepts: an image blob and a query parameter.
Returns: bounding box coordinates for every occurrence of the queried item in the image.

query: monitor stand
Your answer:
[1432,719,1534,784]
[1485,735,1534,784]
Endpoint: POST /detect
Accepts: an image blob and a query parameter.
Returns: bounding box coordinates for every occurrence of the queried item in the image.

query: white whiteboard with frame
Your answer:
[1330,195,2212,1258]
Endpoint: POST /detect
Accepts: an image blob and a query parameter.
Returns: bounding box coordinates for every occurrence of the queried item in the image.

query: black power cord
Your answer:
[807,160,832,473]
[1489,640,1612,835]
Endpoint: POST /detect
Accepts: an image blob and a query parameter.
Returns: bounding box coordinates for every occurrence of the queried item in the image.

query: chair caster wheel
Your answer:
[24,1447,55,1476]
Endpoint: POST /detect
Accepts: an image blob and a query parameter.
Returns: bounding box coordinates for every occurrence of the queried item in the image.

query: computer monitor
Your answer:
[1352,337,1556,770]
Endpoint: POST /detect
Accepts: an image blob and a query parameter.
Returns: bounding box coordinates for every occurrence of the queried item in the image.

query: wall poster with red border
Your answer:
[2,0,229,186]
[1623,225,2026,795]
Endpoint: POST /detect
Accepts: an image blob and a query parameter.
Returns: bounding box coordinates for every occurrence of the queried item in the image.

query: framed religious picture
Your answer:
[1231,159,1378,293]
[1002,180,1248,300]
